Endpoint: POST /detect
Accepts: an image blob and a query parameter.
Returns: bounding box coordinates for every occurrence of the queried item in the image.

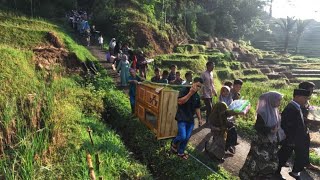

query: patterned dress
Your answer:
[239,115,279,180]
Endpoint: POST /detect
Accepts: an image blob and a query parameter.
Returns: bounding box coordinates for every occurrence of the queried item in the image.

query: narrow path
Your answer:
[86,45,129,94]
[86,44,320,179]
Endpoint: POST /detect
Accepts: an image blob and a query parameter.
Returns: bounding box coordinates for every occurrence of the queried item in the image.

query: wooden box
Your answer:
[135,83,179,140]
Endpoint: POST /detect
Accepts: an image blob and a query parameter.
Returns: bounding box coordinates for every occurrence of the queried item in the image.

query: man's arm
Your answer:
[178,87,197,105]
[195,108,201,122]
[178,91,193,105]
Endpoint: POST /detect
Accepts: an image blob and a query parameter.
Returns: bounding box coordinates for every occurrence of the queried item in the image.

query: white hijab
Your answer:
[256,91,285,142]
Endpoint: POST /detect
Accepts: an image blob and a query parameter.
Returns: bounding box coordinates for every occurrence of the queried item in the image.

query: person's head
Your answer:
[233,79,243,93]
[257,91,283,128]
[162,70,169,79]
[170,64,177,73]
[185,71,193,82]
[298,81,315,94]
[293,89,311,106]
[129,68,136,77]
[206,61,215,72]
[220,86,231,97]
[224,81,233,88]
[154,67,161,77]
[192,77,204,92]
[176,71,181,79]
[213,102,228,115]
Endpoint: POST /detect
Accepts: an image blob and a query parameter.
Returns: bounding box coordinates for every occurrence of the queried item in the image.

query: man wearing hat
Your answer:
[277,89,311,179]
[298,81,320,171]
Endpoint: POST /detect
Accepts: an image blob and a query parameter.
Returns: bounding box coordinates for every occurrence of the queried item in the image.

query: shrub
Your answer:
[229,62,241,70]
[216,69,235,80]
[156,54,207,73]
[242,69,261,75]
[174,44,206,54]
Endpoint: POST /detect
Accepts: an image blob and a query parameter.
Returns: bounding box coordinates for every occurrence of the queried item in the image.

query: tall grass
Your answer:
[0,12,150,179]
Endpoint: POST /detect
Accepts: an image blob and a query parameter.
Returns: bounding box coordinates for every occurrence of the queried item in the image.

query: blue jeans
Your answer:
[173,121,194,154]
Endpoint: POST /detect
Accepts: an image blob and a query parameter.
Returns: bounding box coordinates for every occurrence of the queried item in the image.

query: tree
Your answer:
[275,16,296,53]
[295,19,311,53]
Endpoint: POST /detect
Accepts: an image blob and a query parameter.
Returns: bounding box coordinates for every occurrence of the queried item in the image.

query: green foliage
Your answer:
[174,44,206,54]
[309,151,320,166]
[0,12,149,179]
[216,69,235,80]
[155,53,207,73]
[242,69,261,75]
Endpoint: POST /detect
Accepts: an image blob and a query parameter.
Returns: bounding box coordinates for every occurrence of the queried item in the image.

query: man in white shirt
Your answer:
[200,61,217,124]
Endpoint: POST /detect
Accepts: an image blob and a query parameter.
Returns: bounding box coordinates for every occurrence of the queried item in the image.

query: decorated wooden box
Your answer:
[135,83,179,140]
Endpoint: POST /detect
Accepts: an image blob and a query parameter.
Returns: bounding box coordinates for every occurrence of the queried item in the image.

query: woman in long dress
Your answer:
[205,102,239,162]
[239,91,285,180]
[116,54,130,86]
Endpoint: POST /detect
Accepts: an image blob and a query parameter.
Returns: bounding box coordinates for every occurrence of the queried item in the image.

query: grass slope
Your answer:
[0,11,150,179]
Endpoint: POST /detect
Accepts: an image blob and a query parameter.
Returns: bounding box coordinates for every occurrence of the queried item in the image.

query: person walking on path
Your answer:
[128,69,144,114]
[298,81,320,171]
[277,89,312,179]
[229,79,243,100]
[116,54,130,87]
[201,61,217,124]
[170,77,203,160]
[205,102,242,163]
[240,91,285,180]
[109,38,116,55]
[98,34,104,50]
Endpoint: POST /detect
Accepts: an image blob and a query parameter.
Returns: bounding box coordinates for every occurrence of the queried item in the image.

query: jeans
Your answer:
[173,121,194,154]
[130,95,135,114]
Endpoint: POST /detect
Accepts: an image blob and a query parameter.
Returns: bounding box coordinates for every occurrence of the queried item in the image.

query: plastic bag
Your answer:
[228,99,251,114]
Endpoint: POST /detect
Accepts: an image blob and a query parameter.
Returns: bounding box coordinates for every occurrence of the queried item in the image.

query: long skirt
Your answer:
[205,128,226,160]
[239,135,279,180]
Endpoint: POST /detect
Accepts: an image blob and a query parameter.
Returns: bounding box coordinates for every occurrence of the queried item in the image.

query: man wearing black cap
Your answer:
[298,81,319,171]
[277,89,311,179]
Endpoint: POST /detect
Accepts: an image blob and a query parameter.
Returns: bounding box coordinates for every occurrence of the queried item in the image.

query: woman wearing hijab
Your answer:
[219,86,237,154]
[116,54,130,86]
[239,91,285,180]
[205,102,239,162]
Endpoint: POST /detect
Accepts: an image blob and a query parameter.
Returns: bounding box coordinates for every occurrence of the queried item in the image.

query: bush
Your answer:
[216,69,235,80]
[174,44,206,54]
[242,69,261,75]
[229,62,241,70]
[156,54,207,73]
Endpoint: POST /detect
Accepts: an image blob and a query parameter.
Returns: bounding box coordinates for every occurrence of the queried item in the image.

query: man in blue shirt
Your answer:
[171,77,203,159]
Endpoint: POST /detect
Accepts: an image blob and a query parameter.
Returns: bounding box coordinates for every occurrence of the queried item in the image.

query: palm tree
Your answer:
[275,16,296,53]
[295,19,311,53]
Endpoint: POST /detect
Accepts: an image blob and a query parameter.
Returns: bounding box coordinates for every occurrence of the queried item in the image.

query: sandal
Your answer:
[170,141,178,154]
[177,153,189,160]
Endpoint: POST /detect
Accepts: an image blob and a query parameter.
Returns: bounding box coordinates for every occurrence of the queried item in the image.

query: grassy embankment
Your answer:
[0,12,150,179]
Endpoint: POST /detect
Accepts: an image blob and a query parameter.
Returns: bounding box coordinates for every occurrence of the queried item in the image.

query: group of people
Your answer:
[170,62,244,160]
[67,10,103,47]
[169,68,318,180]
[239,81,318,179]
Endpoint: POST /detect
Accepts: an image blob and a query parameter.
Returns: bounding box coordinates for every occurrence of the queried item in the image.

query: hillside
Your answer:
[0,11,151,179]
